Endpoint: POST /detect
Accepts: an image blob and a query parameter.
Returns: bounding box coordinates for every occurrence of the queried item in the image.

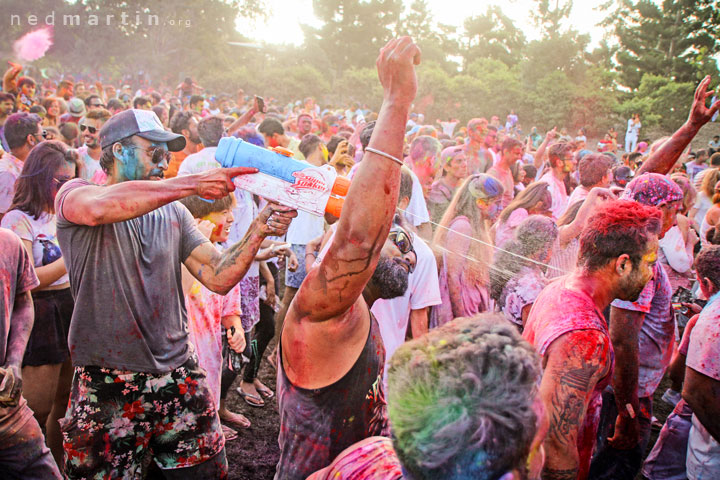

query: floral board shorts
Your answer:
[60,355,226,479]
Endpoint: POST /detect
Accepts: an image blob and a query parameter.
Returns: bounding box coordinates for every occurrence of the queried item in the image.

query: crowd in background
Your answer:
[1,43,720,480]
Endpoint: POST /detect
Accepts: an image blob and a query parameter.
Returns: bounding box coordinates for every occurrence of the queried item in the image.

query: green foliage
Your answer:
[617,74,695,132]
[2,0,717,140]
[603,0,720,90]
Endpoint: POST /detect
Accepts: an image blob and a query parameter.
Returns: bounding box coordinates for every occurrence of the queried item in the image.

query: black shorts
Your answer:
[23,288,74,367]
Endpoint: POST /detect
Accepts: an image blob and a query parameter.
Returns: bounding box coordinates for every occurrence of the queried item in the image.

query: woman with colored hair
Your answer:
[427,146,468,225]
[430,174,504,327]
[493,181,552,248]
[490,215,558,330]
[0,140,81,469]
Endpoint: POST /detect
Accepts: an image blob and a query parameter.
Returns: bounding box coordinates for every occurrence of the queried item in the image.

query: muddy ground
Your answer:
[222,338,677,480]
[224,341,281,480]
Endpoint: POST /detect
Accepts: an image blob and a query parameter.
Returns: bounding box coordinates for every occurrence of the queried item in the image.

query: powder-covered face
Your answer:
[203,207,235,244]
[115,136,168,181]
[21,83,35,97]
[617,235,658,302]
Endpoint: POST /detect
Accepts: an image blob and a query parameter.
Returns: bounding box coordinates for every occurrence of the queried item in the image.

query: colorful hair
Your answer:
[622,173,684,207]
[578,199,662,271]
[433,174,503,282]
[388,313,541,480]
[409,135,441,162]
[490,215,558,302]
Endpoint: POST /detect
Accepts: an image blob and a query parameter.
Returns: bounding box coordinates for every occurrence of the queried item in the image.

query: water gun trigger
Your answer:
[270,147,294,157]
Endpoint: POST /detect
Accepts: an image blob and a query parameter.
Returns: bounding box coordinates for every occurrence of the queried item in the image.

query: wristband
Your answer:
[365,147,403,166]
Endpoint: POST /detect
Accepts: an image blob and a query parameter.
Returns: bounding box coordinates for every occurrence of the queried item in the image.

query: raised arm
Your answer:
[540,330,611,480]
[226,96,264,135]
[533,127,557,169]
[638,76,720,176]
[293,37,421,322]
[58,167,257,226]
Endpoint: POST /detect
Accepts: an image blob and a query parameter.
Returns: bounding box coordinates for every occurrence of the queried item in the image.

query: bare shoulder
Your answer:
[545,329,612,384]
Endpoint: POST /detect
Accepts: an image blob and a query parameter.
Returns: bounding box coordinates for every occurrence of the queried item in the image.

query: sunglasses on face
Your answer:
[389,229,414,255]
[90,103,105,108]
[79,124,97,134]
[128,145,172,164]
[32,130,48,141]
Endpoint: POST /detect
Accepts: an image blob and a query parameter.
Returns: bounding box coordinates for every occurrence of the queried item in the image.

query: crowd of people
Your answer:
[1,36,720,480]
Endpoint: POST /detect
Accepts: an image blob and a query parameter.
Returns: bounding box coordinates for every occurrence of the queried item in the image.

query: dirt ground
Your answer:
[224,340,281,480]
[222,339,678,480]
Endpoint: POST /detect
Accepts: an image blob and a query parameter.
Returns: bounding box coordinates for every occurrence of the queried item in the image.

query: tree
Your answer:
[603,0,720,90]
[302,0,403,74]
[531,0,574,38]
[461,6,526,67]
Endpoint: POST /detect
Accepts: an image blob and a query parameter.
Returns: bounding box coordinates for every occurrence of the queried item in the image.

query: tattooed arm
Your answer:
[540,330,611,480]
[637,76,720,176]
[292,37,421,323]
[183,203,296,295]
[607,306,646,449]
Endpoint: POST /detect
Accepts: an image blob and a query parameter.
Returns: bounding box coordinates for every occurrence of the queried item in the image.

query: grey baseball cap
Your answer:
[99,109,186,151]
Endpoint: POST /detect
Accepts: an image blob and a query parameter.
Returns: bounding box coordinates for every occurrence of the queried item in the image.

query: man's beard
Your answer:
[617,270,647,302]
[189,132,201,145]
[370,257,409,300]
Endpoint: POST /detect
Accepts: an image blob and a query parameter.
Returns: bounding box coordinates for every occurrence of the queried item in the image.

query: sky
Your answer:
[235,0,615,48]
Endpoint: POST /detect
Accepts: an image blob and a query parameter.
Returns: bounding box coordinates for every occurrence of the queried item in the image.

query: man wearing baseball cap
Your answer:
[53,109,296,479]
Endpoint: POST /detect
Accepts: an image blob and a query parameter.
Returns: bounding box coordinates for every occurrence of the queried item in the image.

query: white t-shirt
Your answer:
[78,146,102,181]
[371,233,441,381]
[694,193,712,228]
[177,146,219,177]
[439,121,458,137]
[686,294,720,480]
[0,153,23,215]
[286,209,325,245]
[567,185,590,207]
[406,170,430,227]
[1,210,68,286]
[539,171,569,220]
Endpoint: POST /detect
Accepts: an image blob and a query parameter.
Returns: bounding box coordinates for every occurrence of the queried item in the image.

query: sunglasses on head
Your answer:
[79,124,97,134]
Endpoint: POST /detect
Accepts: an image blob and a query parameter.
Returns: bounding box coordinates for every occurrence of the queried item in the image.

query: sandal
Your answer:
[236,387,265,407]
[219,410,251,429]
[222,424,238,442]
[255,383,275,401]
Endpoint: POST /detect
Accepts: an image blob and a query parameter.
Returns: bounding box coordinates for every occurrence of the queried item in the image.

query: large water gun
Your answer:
[215,137,349,217]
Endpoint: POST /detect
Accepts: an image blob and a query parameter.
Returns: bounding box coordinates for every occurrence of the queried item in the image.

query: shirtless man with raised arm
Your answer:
[275,37,421,480]
[54,109,296,479]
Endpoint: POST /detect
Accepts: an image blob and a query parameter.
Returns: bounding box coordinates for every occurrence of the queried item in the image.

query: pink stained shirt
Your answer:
[524,276,614,479]
[184,279,242,409]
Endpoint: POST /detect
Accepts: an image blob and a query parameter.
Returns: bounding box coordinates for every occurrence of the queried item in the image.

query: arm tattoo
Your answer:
[547,338,608,451]
[214,232,252,276]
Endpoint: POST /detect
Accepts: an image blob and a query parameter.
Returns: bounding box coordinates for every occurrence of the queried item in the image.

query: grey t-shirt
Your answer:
[56,179,209,373]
